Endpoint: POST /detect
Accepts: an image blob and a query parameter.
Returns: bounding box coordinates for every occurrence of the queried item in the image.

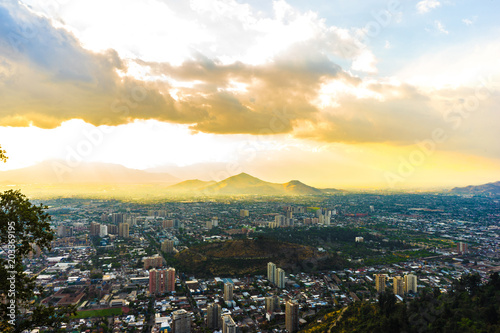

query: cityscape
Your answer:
[1,0,500,332]
[10,188,499,332]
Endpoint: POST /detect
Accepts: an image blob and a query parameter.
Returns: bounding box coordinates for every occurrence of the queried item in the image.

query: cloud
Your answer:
[416,0,441,14]
[462,17,477,26]
[1,0,498,160]
[434,20,449,34]
[0,0,361,135]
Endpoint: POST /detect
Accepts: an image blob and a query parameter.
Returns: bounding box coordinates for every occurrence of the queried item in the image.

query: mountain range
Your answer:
[167,172,338,195]
[451,181,500,196]
[0,161,340,196]
[0,161,179,184]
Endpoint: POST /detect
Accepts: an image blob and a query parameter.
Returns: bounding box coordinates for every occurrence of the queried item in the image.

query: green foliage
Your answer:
[0,190,76,331]
[314,273,500,333]
[175,238,344,277]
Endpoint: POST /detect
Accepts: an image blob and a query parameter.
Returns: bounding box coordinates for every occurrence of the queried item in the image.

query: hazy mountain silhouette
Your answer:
[167,179,216,191]
[0,162,342,195]
[451,181,500,196]
[168,172,339,195]
[0,161,178,184]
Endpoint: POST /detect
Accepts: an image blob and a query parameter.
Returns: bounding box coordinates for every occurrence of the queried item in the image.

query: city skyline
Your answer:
[1,1,500,189]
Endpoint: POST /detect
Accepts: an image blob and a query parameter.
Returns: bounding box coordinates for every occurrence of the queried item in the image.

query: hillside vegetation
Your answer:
[175,237,345,276]
[302,273,500,333]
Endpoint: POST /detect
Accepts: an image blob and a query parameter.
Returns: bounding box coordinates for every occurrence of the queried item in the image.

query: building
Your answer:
[267,262,276,284]
[149,268,166,295]
[222,314,238,333]
[166,268,176,292]
[239,209,249,217]
[172,309,191,333]
[276,268,286,288]
[163,219,174,228]
[99,224,108,237]
[375,274,387,293]
[206,221,213,230]
[144,255,163,269]
[355,236,364,242]
[107,224,118,235]
[206,303,222,330]
[285,300,299,333]
[57,225,74,237]
[404,274,418,294]
[265,296,280,313]
[211,217,219,227]
[393,276,404,296]
[224,282,233,302]
[112,213,124,225]
[118,222,129,238]
[90,222,100,236]
[161,240,175,253]
[125,216,137,226]
[457,242,468,254]
[275,215,285,226]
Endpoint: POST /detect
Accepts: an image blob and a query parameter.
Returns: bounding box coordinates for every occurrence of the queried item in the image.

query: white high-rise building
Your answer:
[267,262,276,283]
[99,224,108,237]
[276,268,286,288]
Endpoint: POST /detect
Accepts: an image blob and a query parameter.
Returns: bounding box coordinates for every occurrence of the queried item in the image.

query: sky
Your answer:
[0,0,499,189]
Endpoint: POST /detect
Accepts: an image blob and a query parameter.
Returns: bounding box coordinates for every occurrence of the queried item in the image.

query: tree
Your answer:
[0,145,7,163]
[1,153,76,331]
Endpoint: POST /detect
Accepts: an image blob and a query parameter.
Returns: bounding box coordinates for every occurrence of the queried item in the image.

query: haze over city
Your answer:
[1,2,500,332]
[1,0,500,190]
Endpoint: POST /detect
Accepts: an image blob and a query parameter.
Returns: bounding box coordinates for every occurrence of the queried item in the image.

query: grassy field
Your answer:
[72,307,122,319]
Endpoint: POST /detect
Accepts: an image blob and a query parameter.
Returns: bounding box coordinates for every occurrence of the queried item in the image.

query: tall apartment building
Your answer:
[149,268,166,295]
[375,274,387,293]
[275,215,285,226]
[224,282,233,302]
[267,262,276,283]
[149,268,176,295]
[206,303,222,330]
[276,268,286,288]
[239,209,249,217]
[457,242,468,254]
[99,224,108,237]
[118,222,129,238]
[107,224,118,235]
[404,274,418,294]
[163,219,174,228]
[172,309,191,333]
[57,225,73,237]
[166,268,176,292]
[393,276,404,296]
[206,221,213,230]
[222,314,239,333]
[265,296,280,313]
[90,222,100,236]
[161,239,175,253]
[112,213,124,225]
[144,255,163,269]
[285,300,299,333]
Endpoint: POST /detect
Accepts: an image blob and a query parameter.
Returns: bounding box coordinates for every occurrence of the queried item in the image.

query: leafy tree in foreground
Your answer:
[0,145,7,162]
[0,150,75,331]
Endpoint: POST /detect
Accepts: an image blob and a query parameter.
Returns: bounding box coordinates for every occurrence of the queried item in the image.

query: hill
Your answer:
[167,179,216,192]
[303,273,500,333]
[0,161,178,185]
[168,173,339,196]
[451,181,500,196]
[174,238,345,277]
